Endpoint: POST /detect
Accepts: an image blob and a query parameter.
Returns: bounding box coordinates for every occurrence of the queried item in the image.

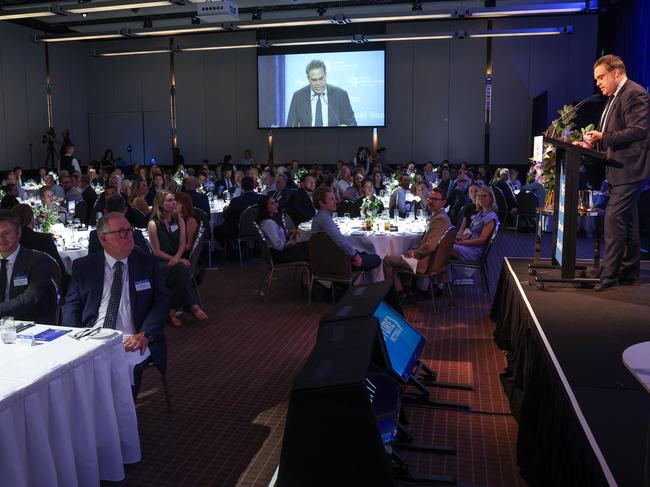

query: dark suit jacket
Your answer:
[269,188,293,212]
[286,85,357,127]
[600,79,650,186]
[215,177,235,196]
[223,191,259,232]
[62,247,168,373]
[189,190,210,218]
[287,188,315,226]
[81,186,98,216]
[88,228,150,255]
[495,180,516,209]
[0,246,56,324]
[20,226,71,292]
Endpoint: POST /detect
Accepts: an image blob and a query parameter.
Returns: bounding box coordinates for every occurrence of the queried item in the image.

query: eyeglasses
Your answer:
[428,197,445,202]
[101,227,133,239]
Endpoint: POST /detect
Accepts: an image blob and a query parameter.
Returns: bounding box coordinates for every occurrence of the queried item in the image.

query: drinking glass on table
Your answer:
[343,213,350,220]
[1,316,16,344]
[332,212,338,220]
[417,209,424,220]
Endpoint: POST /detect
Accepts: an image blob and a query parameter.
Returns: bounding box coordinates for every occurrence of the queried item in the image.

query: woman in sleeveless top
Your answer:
[148,190,208,326]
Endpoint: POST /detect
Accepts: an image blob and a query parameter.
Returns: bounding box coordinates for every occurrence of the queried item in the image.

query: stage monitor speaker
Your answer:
[277,316,400,487]
[321,280,404,324]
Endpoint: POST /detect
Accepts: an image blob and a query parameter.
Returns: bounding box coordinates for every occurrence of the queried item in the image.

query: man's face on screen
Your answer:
[308,68,327,94]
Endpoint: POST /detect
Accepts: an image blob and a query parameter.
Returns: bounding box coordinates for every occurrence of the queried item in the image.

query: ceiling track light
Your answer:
[143,17,153,28]
[316,5,327,16]
[191,16,200,24]
[330,14,350,25]
[251,9,262,21]
[412,1,423,12]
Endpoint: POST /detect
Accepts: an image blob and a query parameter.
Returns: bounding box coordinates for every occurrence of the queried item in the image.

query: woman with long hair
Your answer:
[452,186,498,261]
[148,190,208,326]
[174,191,199,255]
[131,179,151,216]
[458,182,481,235]
[256,195,309,264]
[372,170,386,195]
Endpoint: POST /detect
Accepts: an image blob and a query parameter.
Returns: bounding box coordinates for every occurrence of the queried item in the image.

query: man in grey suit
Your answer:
[286,59,357,127]
[582,55,650,289]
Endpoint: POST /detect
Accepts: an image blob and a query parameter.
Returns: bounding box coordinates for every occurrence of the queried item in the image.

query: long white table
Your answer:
[0,325,141,487]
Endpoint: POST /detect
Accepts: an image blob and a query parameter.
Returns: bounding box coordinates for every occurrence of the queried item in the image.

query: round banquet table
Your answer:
[300,217,426,281]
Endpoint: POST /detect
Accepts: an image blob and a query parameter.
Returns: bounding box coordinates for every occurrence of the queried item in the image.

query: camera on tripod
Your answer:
[42,127,55,145]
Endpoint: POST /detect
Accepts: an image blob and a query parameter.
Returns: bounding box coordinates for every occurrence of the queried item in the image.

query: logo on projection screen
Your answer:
[380,316,403,343]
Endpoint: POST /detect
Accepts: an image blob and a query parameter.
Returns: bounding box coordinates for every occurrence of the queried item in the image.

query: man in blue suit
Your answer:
[286,59,357,127]
[62,212,169,398]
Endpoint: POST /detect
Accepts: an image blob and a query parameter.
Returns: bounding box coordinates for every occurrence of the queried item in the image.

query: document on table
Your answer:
[401,255,418,273]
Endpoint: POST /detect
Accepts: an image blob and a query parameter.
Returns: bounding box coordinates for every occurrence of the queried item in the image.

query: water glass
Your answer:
[417,209,424,220]
[1,316,16,344]
[332,212,338,220]
[343,213,350,220]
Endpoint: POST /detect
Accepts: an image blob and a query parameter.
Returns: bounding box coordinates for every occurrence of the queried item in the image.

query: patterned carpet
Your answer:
[111,230,606,487]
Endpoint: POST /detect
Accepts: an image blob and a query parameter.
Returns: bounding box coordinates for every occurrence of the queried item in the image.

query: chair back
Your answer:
[424,226,457,276]
[516,190,539,215]
[188,221,206,276]
[388,190,398,218]
[128,206,148,228]
[456,203,474,227]
[32,250,62,325]
[193,207,210,231]
[238,205,259,239]
[491,185,508,222]
[308,232,353,278]
[74,200,88,225]
[480,221,500,265]
[281,211,295,232]
[252,221,274,267]
[336,200,360,218]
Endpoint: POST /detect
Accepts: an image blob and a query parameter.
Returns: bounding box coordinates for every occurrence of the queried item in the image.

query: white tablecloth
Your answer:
[0,325,140,486]
[301,218,425,281]
[51,225,91,274]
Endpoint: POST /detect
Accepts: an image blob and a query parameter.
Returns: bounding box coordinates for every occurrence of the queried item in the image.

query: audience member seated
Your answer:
[447,175,471,225]
[62,212,168,398]
[257,196,309,264]
[521,177,547,208]
[61,174,82,204]
[261,170,276,195]
[452,186,498,261]
[508,168,522,192]
[131,179,151,217]
[458,183,480,235]
[383,188,450,297]
[88,196,150,255]
[146,173,165,206]
[411,182,431,216]
[320,174,342,202]
[372,170,386,196]
[216,165,235,197]
[11,204,70,292]
[437,166,451,196]
[79,175,98,222]
[175,191,199,256]
[148,191,208,326]
[0,210,56,323]
[38,186,66,223]
[389,174,412,218]
[311,186,381,272]
[214,176,259,252]
[184,175,210,218]
[0,183,20,209]
[356,178,385,216]
[493,168,517,211]
[349,172,365,201]
[287,174,316,226]
[423,161,438,186]
[336,165,354,200]
[45,174,65,198]
[268,173,292,213]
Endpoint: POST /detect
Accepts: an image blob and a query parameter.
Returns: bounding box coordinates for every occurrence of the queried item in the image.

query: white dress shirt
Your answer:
[310,89,329,127]
[96,252,134,334]
[1,245,21,301]
[600,77,627,133]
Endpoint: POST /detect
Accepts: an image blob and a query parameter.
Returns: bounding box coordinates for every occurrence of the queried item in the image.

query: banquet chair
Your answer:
[74,200,88,226]
[142,357,173,413]
[336,200,360,218]
[514,190,539,233]
[491,185,509,224]
[192,207,212,268]
[281,211,295,231]
[398,226,456,313]
[253,221,311,302]
[450,222,499,294]
[307,232,364,304]
[127,206,148,229]
[33,250,62,325]
[237,205,258,267]
[188,221,206,306]
[456,203,475,227]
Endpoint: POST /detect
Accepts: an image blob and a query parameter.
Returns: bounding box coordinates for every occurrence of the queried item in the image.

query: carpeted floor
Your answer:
[112,230,613,487]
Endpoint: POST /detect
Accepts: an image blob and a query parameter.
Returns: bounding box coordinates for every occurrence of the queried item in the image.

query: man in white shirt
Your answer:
[63,213,169,397]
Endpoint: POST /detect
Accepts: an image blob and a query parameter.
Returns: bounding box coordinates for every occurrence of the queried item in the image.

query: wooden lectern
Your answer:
[530,136,607,288]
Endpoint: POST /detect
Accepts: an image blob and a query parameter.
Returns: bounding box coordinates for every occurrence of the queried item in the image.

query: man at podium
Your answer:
[580,55,650,290]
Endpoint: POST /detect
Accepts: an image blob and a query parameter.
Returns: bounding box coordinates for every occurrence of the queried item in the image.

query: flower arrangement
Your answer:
[34,206,59,234]
[47,171,59,184]
[172,171,184,187]
[360,196,383,219]
[529,104,596,192]
[294,168,309,186]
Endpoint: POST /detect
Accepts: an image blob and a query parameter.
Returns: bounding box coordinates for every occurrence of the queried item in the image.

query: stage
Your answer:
[491,258,650,486]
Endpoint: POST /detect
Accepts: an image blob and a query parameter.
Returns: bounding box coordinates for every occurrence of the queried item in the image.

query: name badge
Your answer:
[13,275,28,287]
[134,279,151,292]
[170,224,179,233]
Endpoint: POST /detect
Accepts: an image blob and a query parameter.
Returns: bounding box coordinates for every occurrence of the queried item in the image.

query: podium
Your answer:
[530,136,607,287]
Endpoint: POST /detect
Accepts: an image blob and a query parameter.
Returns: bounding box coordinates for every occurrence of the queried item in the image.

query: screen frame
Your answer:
[256,43,387,130]
[374,300,426,383]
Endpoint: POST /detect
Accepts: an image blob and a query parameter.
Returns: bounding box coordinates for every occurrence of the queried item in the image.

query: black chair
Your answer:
[450,222,499,293]
[237,205,259,267]
[491,185,509,224]
[253,221,310,301]
[32,250,62,325]
[74,200,88,226]
[336,200,360,218]
[192,207,213,268]
[142,357,173,413]
[514,190,539,233]
[127,206,148,229]
[188,221,206,306]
